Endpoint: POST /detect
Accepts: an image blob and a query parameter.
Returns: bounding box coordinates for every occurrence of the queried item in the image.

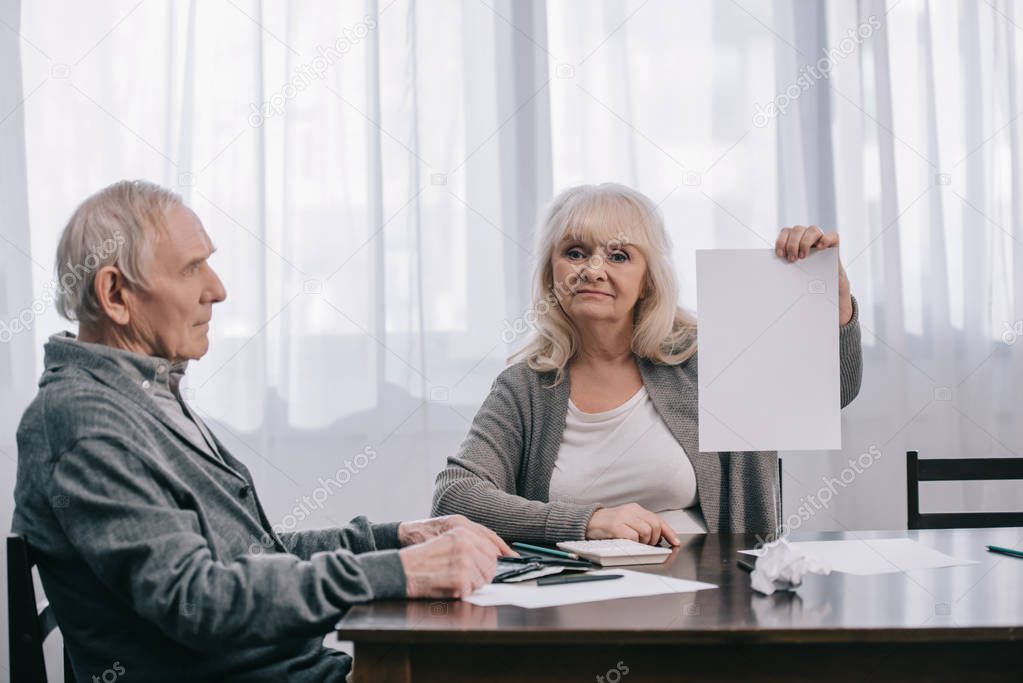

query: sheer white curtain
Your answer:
[2,0,550,537]
[2,0,1022,566]
[544,0,1023,532]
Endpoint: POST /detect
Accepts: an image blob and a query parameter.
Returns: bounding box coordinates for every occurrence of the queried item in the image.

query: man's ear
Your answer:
[92,266,131,326]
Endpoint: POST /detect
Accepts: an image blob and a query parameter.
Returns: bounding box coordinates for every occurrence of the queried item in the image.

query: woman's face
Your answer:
[551,233,648,327]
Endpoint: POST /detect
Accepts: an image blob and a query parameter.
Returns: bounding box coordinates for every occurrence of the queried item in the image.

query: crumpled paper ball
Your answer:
[749,538,831,595]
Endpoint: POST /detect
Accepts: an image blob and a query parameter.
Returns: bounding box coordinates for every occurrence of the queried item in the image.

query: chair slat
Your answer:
[915,512,1023,529]
[38,603,59,640]
[917,458,1023,481]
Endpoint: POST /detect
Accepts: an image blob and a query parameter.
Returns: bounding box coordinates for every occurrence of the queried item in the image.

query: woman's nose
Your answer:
[584,255,608,278]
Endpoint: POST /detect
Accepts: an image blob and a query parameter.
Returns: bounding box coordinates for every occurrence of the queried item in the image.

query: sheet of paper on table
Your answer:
[464,569,717,609]
[739,538,980,575]
[695,248,840,451]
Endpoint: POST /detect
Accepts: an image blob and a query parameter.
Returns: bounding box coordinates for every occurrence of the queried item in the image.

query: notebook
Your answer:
[556,539,672,567]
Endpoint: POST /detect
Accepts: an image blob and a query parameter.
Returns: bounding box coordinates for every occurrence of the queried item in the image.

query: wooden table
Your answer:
[338,528,1023,682]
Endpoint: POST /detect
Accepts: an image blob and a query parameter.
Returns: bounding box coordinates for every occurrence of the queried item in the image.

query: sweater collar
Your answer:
[46,332,188,398]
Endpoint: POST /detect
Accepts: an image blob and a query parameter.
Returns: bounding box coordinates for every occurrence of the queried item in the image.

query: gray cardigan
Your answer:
[12,334,406,683]
[433,299,863,542]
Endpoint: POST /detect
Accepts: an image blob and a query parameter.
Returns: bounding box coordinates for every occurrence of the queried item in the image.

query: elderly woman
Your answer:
[432,183,862,545]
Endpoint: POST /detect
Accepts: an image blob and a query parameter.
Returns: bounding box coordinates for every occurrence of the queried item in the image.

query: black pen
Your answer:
[536,573,624,586]
[737,557,756,572]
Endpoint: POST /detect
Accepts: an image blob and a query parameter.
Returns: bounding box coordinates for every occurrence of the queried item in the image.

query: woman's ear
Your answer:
[91,266,131,326]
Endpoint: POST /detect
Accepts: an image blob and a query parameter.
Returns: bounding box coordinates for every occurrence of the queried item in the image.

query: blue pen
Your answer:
[986,544,1023,559]
[512,541,580,560]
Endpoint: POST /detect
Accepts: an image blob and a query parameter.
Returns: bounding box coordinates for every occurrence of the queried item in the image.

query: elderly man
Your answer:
[11,180,508,682]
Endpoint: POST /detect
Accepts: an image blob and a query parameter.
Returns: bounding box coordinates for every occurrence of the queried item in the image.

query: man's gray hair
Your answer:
[54,180,182,325]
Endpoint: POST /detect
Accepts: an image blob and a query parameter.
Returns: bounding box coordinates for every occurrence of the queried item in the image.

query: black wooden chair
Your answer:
[906,450,1023,529]
[7,535,75,683]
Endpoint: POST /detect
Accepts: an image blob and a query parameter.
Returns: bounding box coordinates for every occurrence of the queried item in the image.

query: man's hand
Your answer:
[398,514,514,556]
[585,503,680,546]
[398,527,504,598]
[775,225,853,325]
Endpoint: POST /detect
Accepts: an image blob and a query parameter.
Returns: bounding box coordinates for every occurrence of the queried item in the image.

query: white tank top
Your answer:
[548,386,708,534]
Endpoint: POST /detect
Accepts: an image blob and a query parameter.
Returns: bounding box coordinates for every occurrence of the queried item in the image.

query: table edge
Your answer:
[336,626,1022,645]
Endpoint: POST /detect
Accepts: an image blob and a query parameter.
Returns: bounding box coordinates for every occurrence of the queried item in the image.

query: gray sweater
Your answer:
[433,299,863,542]
[12,334,406,683]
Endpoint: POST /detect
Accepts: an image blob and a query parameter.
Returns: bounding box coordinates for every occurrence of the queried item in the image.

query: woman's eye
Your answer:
[608,251,629,263]
[565,247,586,260]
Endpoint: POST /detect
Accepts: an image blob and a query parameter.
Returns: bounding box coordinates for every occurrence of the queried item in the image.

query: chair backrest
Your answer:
[6,534,74,683]
[906,451,1023,529]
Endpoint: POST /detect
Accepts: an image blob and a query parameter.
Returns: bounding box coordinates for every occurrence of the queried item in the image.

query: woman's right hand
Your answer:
[585,503,680,546]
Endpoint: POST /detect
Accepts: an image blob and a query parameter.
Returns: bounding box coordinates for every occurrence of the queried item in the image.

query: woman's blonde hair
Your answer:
[511,183,697,384]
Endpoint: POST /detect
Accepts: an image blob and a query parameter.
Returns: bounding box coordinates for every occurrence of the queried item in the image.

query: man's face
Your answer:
[125,206,226,361]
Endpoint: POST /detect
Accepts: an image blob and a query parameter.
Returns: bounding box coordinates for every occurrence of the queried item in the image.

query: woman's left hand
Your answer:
[775,225,853,326]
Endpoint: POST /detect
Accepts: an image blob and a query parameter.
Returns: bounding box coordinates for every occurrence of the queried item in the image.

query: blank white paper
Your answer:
[696,248,840,451]
[739,538,980,575]
[464,569,716,609]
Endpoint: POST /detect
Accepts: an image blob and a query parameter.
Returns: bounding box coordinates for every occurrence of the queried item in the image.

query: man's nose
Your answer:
[204,267,227,304]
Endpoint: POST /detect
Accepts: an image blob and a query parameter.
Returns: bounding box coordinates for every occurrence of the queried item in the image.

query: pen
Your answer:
[985,544,1023,559]
[536,573,624,586]
[512,542,580,560]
